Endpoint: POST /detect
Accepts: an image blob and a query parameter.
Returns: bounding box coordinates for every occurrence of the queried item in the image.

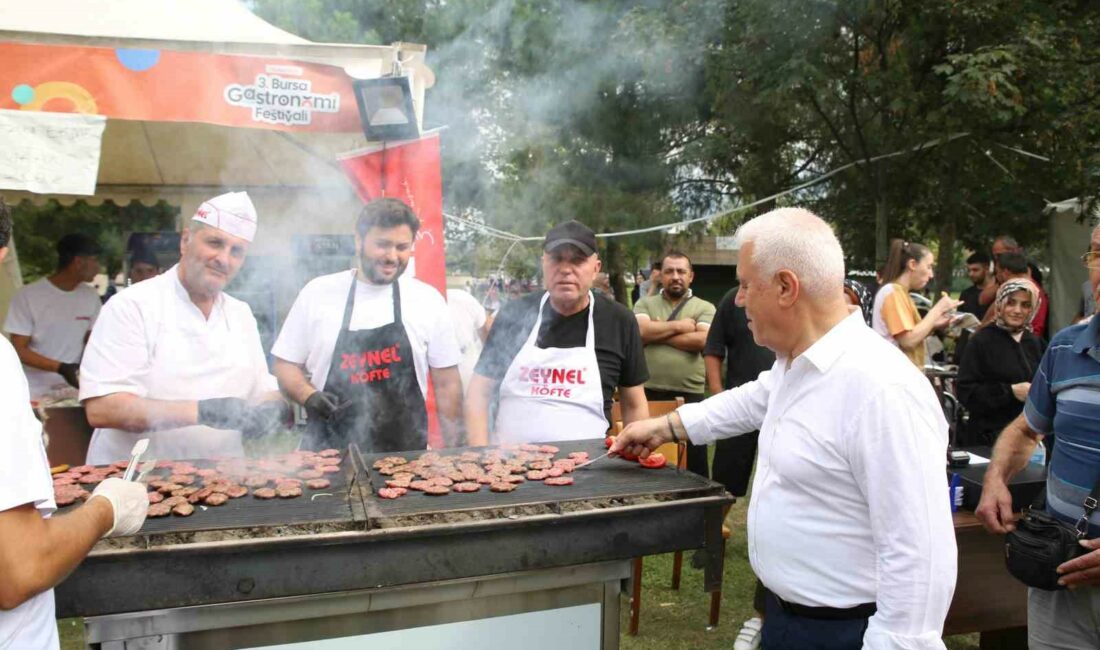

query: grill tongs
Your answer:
[121,438,150,482]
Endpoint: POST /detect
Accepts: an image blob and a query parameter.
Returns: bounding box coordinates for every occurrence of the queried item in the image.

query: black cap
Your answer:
[57,233,101,258]
[543,220,597,256]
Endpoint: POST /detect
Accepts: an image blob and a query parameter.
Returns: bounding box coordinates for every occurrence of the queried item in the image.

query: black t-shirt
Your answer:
[959,284,985,318]
[475,291,649,424]
[703,287,776,389]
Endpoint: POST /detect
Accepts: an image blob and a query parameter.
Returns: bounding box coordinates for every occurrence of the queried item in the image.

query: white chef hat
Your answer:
[191,192,258,242]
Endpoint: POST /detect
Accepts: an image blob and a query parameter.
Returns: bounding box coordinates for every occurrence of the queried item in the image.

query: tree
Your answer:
[698,0,1099,285]
[10,200,178,282]
[254,0,1100,295]
[254,0,725,302]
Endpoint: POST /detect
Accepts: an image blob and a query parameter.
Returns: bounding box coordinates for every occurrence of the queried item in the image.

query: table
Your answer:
[945,512,1028,649]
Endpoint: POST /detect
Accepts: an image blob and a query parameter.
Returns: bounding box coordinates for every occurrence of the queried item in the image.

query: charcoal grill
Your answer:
[58,439,733,650]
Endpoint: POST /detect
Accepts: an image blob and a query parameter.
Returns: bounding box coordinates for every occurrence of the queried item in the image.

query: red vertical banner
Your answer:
[338,132,449,448]
[337,132,447,294]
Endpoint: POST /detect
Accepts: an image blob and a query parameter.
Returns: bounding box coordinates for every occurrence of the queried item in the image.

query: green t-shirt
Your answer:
[633,292,716,394]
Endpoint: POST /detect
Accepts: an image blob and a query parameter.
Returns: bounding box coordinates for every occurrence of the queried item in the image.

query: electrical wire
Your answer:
[444,132,976,241]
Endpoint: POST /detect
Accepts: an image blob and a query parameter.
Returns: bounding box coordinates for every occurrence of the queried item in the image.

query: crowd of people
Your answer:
[1,194,1097,650]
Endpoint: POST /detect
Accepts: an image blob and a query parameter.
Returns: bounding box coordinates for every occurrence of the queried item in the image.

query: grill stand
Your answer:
[59,441,733,649]
[86,561,627,650]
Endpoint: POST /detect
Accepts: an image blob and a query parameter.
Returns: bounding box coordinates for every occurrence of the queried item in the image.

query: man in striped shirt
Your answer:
[977,225,1100,650]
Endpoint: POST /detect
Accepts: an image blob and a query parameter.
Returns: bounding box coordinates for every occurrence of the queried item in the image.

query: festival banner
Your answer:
[0,41,361,132]
[337,132,449,447]
[337,132,447,295]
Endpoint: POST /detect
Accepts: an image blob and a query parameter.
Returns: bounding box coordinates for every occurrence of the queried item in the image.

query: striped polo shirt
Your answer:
[1024,317,1100,536]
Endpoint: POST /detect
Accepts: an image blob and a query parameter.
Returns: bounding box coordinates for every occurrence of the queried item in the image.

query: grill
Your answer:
[361,439,715,518]
[57,438,733,649]
[58,454,361,535]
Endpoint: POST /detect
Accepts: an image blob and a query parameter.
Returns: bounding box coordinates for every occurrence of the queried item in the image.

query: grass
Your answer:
[618,496,979,649]
[57,491,980,649]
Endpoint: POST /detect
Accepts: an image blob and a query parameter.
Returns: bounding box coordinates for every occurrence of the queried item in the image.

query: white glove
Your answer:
[89,478,149,537]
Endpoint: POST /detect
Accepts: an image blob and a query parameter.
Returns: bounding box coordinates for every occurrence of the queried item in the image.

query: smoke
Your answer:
[168,1,729,451]
[417,0,727,237]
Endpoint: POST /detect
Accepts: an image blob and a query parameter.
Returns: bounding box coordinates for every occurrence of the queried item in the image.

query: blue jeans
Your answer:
[761,591,869,650]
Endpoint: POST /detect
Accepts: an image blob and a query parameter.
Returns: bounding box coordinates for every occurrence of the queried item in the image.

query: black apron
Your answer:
[304,273,428,453]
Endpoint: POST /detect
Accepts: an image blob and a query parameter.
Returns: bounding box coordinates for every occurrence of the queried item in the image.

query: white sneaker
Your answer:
[733,617,762,650]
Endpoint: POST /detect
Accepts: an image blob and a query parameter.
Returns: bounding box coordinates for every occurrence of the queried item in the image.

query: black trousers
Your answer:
[761,591,870,650]
[643,388,758,497]
[714,430,759,497]
[643,388,707,476]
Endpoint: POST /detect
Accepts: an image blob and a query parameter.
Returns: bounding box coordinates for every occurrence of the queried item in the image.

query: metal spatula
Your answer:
[574,451,612,470]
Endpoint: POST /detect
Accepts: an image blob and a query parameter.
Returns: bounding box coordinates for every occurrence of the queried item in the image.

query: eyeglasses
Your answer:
[1082,252,1100,270]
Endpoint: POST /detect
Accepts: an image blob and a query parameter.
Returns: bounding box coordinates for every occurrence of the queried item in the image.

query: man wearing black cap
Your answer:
[465,220,650,444]
[4,233,102,398]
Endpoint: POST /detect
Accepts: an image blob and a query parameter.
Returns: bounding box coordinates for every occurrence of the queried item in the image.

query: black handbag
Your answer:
[1004,477,1100,591]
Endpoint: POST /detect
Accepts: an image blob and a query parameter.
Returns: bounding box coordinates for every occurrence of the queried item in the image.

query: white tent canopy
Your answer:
[0,0,310,45]
[0,0,437,78]
[0,0,434,319]
[1047,197,1097,333]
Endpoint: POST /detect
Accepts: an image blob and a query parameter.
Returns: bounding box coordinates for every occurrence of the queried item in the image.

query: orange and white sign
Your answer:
[0,42,361,132]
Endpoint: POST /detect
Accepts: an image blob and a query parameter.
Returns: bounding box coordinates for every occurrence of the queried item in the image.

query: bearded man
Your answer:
[272,199,463,451]
[632,251,716,475]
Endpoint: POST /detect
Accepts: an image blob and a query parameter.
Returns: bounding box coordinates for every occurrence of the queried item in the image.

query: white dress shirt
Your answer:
[80,265,278,463]
[678,310,956,650]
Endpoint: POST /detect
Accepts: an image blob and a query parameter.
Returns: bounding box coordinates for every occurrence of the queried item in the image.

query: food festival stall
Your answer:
[53,440,732,649]
[0,0,442,319]
[0,0,451,450]
[1,6,733,647]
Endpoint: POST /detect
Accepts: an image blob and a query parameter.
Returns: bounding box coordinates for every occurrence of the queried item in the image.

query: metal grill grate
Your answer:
[361,439,722,518]
[59,457,358,535]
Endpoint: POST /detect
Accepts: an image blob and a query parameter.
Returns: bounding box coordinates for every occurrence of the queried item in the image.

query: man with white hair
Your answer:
[612,208,956,649]
[80,192,288,463]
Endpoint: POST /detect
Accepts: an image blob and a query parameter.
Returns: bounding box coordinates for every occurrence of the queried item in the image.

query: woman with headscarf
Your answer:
[956,278,1046,446]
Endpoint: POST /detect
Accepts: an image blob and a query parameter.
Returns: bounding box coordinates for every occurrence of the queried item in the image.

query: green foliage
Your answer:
[11,201,178,282]
[253,0,1099,283]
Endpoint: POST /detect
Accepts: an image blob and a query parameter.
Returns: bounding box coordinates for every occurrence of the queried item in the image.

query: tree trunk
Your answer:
[875,185,888,271]
[605,238,629,306]
[935,214,957,297]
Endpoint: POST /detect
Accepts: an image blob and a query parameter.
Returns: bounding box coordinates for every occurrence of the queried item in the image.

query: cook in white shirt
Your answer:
[0,209,147,650]
[79,192,288,464]
[613,208,956,650]
[446,288,489,392]
[3,233,102,399]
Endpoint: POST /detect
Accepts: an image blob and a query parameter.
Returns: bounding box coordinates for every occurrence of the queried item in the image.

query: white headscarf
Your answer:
[994,278,1040,334]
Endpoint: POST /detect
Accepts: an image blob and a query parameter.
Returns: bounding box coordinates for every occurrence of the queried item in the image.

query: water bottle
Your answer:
[1030,442,1047,466]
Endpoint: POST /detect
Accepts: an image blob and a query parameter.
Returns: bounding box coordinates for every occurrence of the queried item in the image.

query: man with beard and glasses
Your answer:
[80,192,288,464]
[273,199,463,452]
[633,251,716,476]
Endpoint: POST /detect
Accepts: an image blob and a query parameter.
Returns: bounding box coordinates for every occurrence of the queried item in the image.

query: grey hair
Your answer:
[734,207,846,298]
